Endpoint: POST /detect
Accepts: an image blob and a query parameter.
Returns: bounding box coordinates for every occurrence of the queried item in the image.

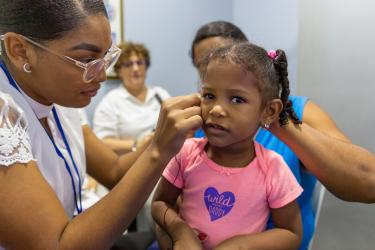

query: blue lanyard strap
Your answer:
[52,107,82,213]
[0,60,83,214]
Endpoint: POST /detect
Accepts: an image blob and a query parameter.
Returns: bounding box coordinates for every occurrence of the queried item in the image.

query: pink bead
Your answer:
[268,50,277,60]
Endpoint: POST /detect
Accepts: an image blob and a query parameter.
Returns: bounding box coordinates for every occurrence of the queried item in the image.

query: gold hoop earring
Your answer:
[23,63,31,73]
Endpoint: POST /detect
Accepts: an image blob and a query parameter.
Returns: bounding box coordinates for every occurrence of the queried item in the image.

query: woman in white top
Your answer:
[0,1,202,249]
[94,42,170,154]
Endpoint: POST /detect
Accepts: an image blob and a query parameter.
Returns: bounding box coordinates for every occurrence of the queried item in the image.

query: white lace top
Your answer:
[0,67,86,220]
[0,92,34,165]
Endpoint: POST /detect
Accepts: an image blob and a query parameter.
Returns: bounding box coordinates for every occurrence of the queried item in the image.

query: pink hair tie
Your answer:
[267,50,277,60]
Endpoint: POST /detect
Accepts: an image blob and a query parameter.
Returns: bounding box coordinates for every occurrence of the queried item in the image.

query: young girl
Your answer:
[151,42,304,250]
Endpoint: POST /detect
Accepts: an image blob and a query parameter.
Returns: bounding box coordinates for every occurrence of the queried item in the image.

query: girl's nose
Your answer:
[209,104,226,117]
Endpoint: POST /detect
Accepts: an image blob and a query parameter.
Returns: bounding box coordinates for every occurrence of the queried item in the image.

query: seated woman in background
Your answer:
[93,42,170,154]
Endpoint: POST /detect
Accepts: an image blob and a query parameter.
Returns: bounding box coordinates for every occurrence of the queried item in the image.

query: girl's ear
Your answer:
[2,32,36,71]
[260,99,283,127]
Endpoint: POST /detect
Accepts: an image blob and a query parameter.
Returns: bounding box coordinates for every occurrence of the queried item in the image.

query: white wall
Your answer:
[233,0,300,94]
[123,0,233,96]
[298,0,375,151]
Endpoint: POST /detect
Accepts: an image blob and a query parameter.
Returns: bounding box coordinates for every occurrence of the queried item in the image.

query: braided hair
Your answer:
[198,42,302,126]
[272,50,302,125]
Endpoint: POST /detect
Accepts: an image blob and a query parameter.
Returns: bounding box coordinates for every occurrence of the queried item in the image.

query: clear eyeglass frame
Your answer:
[0,34,122,83]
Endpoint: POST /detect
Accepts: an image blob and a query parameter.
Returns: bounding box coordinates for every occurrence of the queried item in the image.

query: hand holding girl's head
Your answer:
[198,42,301,147]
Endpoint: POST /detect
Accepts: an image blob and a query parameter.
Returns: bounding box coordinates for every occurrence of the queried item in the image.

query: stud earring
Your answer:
[263,123,270,129]
[23,63,31,73]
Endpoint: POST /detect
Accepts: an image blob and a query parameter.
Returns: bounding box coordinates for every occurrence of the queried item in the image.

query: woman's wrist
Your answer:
[143,142,174,169]
[270,120,300,141]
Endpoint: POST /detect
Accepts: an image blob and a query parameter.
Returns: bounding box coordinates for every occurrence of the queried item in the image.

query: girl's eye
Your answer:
[231,96,246,103]
[202,93,215,100]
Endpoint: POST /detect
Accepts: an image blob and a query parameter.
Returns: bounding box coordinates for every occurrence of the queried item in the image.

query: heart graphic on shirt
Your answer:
[204,187,235,221]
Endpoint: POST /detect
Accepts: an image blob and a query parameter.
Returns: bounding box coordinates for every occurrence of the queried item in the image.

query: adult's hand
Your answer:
[152,94,202,159]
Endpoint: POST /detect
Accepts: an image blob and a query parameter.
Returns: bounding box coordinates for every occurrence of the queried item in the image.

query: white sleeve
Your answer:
[92,95,118,139]
[0,92,34,166]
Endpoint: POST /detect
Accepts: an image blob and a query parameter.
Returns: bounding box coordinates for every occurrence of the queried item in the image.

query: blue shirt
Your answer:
[194,96,315,250]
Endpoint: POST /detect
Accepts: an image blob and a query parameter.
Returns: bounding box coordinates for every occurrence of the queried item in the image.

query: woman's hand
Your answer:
[151,94,202,159]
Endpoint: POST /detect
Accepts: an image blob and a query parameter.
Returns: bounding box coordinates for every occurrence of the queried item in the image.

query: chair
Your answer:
[307,180,326,250]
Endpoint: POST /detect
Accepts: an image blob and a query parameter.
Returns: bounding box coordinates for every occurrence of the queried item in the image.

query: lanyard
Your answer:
[0,61,83,214]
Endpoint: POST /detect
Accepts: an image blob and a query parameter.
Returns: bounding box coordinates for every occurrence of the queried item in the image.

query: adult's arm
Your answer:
[101,132,153,155]
[0,94,202,249]
[83,125,150,189]
[101,137,135,154]
[271,100,375,203]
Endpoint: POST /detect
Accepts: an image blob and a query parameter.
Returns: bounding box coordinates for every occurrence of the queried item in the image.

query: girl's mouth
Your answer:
[205,122,229,132]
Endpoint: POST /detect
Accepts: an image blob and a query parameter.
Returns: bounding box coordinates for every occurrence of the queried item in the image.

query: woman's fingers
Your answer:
[160,99,202,134]
[168,106,202,132]
[177,115,203,134]
[161,93,201,112]
[152,94,202,155]
[169,105,201,123]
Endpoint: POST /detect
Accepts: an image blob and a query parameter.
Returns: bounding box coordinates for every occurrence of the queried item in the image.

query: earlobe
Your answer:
[261,99,283,126]
[23,63,32,73]
[2,32,35,71]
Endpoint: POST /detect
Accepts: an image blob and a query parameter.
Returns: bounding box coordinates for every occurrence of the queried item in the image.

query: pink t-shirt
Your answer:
[163,138,303,250]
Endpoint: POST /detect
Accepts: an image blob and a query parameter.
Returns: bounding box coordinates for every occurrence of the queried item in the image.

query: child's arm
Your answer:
[214,200,302,250]
[152,177,203,250]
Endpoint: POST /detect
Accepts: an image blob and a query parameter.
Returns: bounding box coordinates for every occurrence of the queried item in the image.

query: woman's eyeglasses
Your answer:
[0,34,122,83]
[122,60,146,68]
